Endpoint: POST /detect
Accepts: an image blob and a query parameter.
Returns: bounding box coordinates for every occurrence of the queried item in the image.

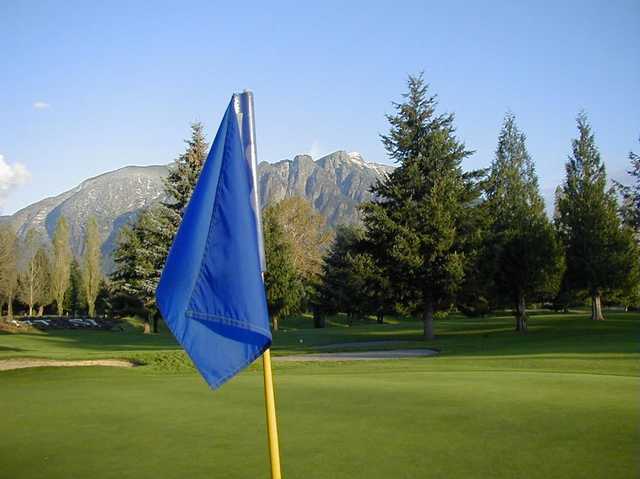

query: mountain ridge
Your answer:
[1,151,394,271]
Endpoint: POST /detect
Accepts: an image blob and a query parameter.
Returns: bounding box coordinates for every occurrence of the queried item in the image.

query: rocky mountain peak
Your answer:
[2,151,394,272]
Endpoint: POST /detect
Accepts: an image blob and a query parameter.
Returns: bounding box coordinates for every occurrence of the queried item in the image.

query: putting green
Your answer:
[1,312,638,478]
[1,363,637,479]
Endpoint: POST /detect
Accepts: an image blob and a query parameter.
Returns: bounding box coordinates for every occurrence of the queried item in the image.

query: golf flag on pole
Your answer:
[156,94,271,389]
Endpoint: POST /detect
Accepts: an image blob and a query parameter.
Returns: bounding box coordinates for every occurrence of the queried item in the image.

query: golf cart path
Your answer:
[0,358,135,371]
[275,349,438,362]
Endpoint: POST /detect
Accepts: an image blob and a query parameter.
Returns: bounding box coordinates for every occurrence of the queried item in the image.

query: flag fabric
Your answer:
[156,96,271,389]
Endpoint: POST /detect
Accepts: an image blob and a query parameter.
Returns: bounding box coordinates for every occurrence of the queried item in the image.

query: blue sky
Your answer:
[1,0,638,215]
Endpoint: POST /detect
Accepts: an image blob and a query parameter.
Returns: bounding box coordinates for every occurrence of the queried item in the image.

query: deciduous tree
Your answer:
[18,230,51,316]
[0,226,18,320]
[263,205,303,330]
[51,217,72,316]
[266,197,333,284]
[82,217,103,317]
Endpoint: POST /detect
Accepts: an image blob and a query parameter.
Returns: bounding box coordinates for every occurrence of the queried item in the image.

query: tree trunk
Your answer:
[7,298,13,321]
[515,294,528,333]
[591,293,605,321]
[272,316,279,331]
[377,309,384,324]
[143,314,151,334]
[29,275,34,317]
[152,313,159,334]
[38,305,44,317]
[423,300,435,340]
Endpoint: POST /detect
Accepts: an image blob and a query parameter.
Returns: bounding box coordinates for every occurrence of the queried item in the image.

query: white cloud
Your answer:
[0,154,31,208]
[33,101,51,110]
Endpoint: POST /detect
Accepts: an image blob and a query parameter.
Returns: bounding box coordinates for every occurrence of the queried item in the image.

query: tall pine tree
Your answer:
[111,207,170,330]
[362,74,479,340]
[556,113,639,320]
[161,122,209,231]
[111,123,208,327]
[65,258,85,316]
[485,113,564,332]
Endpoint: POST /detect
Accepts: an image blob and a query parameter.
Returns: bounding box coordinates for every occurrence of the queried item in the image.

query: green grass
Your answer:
[1,311,639,478]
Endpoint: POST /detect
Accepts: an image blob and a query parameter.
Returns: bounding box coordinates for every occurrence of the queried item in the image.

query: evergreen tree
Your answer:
[263,205,303,331]
[362,74,478,339]
[454,171,493,318]
[0,225,18,320]
[318,225,392,323]
[94,280,112,317]
[65,258,85,316]
[51,216,72,316]
[318,225,365,317]
[110,208,168,324]
[111,123,207,325]
[485,113,564,332]
[161,122,209,231]
[615,140,640,235]
[82,217,103,317]
[110,223,143,301]
[556,113,639,320]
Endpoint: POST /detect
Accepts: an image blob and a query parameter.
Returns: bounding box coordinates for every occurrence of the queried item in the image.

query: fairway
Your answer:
[1,312,639,479]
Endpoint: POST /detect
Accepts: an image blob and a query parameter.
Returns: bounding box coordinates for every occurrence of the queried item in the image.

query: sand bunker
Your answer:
[0,358,136,371]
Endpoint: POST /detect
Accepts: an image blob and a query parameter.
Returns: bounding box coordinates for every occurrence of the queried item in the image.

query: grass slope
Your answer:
[1,311,638,478]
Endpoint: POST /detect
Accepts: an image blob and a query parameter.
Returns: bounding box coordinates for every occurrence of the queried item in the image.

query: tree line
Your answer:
[265,75,639,338]
[316,75,639,338]
[35,74,637,338]
[0,217,105,320]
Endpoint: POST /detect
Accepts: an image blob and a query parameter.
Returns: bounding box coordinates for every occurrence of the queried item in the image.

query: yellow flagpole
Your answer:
[236,90,282,479]
[262,348,282,479]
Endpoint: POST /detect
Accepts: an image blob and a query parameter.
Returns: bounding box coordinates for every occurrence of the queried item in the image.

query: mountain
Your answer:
[0,151,393,270]
[258,151,393,224]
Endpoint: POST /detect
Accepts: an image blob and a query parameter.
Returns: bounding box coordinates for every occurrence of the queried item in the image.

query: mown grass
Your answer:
[0,310,638,478]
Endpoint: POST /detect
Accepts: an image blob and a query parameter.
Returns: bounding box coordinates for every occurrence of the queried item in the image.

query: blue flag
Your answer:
[156,96,271,389]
